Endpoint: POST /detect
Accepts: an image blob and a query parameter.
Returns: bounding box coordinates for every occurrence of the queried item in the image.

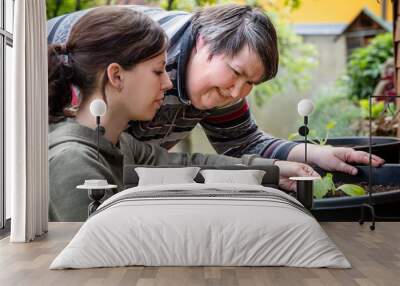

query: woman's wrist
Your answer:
[287,143,322,165]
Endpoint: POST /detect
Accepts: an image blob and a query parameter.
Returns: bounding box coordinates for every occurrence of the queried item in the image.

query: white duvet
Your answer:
[50,183,351,269]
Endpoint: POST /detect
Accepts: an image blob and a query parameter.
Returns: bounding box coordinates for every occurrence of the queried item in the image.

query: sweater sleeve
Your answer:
[200,99,299,160]
[119,133,276,167]
[49,145,117,222]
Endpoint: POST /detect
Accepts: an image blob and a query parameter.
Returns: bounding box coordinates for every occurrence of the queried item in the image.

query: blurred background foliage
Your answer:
[251,9,318,106]
[307,32,394,139]
[307,87,362,139]
[46,0,111,19]
[342,33,393,101]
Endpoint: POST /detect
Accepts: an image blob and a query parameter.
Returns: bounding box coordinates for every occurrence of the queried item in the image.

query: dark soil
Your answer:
[324,183,400,198]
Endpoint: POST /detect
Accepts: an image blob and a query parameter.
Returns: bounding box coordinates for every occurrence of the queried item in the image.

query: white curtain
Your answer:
[7,0,49,242]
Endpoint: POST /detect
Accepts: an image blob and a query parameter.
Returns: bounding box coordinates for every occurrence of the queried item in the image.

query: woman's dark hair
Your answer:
[191,4,278,83]
[48,7,168,123]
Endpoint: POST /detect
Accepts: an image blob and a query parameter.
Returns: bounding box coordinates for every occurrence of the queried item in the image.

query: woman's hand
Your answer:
[273,160,320,192]
[310,146,385,175]
[287,144,385,175]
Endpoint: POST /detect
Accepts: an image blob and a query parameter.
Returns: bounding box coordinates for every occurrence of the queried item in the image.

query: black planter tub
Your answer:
[311,164,400,221]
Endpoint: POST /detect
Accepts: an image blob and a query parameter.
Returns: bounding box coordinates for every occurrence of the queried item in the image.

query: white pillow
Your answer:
[135,167,200,186]
[200,169,266,185]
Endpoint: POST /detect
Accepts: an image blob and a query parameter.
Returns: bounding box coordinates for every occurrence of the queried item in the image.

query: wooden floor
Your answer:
[0,222,399,286]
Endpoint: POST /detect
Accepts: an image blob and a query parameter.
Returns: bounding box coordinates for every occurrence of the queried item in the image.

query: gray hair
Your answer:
[191,4,278,82]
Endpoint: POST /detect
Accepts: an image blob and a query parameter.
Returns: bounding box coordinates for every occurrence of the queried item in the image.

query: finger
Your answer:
[279,179,296,192]
[349,151,385,166]
[346,150,370,165]
[303,165,320,178]
[370,154,385,166]
[335,161,358,175]
[346,151,385,166]
[297,164,320,178]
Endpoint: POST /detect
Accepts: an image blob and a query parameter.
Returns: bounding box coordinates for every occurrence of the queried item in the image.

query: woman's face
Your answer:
[186,40,265,110]
[118,51,172,121]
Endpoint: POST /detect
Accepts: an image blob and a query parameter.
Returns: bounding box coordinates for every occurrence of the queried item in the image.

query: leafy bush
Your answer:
[342,33,393,101]
[309,33,394,137]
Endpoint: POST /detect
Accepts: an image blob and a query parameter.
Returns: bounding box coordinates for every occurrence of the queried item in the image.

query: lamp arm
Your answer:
[304,116,308,165]
[96,116,100,162]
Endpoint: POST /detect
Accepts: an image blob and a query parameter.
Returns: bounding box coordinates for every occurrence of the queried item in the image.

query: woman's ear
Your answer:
[107,63,124,91]
[195,35,207,52]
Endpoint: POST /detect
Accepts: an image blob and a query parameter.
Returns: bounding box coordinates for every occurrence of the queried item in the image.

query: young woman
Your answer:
[48,7,319,222]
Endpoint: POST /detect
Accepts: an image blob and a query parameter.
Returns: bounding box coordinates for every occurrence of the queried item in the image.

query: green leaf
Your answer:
[359,99,385,119]
[337,184,366,197]
[325,120,336,130]
[288,132,300,141]
[371,101,385,118]
[313,173,335,199]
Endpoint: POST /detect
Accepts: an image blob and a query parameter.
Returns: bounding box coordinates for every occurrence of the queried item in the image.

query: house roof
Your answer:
[340,7,392,35]
[293,7,392,37]
[293,24,347,35]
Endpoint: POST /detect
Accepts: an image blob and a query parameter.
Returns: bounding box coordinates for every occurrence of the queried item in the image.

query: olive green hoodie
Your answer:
[49,119,274,222]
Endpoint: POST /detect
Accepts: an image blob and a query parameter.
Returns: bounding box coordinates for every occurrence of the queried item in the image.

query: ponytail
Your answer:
[48,44,74,123]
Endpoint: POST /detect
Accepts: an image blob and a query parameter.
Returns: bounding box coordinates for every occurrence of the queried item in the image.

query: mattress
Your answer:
[50,183,351,269]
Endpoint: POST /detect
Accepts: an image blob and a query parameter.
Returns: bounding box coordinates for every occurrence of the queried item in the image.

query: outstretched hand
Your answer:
[288,144,385,175]
[273,160,320,192]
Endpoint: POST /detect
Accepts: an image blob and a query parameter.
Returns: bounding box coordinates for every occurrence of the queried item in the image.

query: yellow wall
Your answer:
[272,0,393,23]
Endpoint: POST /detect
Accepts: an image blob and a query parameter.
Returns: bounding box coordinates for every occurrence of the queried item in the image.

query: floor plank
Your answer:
[0,222,399,286]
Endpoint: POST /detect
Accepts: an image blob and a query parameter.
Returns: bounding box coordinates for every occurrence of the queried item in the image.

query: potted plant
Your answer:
[311,164,400,221]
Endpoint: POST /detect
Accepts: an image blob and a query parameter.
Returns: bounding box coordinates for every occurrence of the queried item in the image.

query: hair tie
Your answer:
[58,44,71,66]
[62,54,70,66]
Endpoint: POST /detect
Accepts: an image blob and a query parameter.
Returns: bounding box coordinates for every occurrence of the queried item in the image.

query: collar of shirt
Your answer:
[173,23,194,106]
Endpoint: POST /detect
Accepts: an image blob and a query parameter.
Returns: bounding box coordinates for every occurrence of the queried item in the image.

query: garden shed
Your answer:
[337,7,392,57]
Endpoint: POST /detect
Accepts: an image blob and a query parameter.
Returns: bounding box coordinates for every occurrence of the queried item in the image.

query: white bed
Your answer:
[50,183,351,269]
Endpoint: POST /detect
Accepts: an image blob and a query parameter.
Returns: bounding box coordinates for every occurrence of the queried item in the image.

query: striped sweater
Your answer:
[47,5,298,160]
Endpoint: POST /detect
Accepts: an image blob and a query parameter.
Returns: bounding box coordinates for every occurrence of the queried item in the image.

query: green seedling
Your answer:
[313,172,366,199]
[288,120,336,146]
